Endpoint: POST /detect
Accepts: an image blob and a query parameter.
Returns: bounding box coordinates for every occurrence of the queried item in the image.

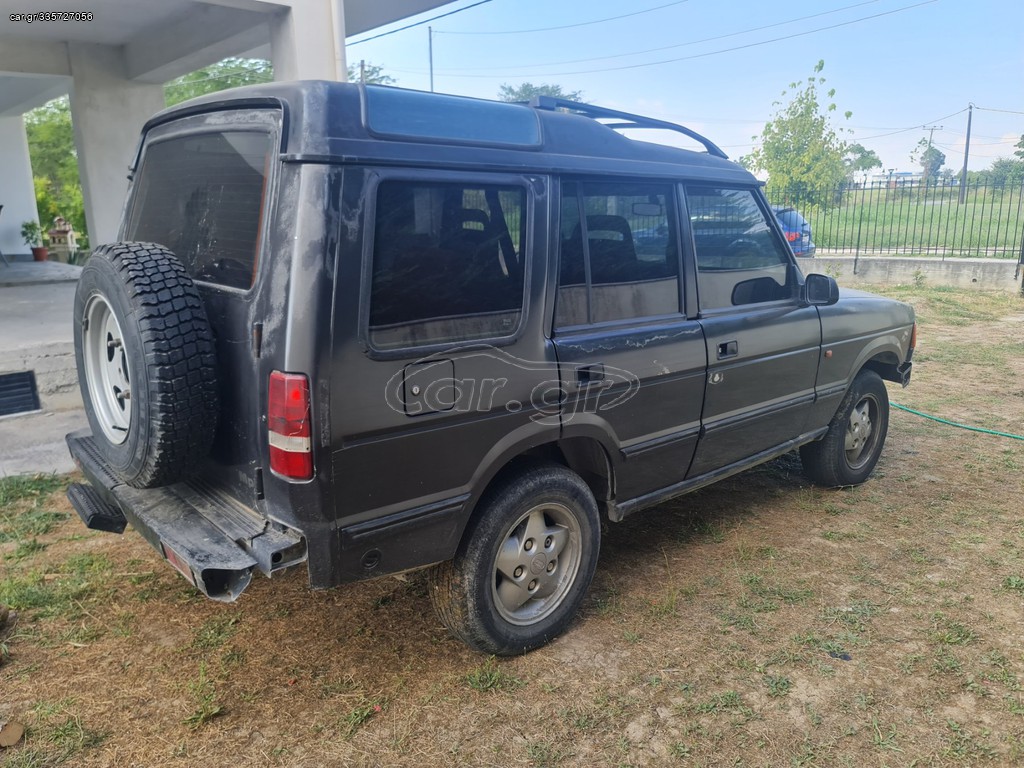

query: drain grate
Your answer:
[0,371,42,417]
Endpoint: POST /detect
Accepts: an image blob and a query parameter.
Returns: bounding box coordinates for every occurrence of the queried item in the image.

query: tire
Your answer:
[428,463,601,656]
[800,368,889,487]
[74,242,219,488]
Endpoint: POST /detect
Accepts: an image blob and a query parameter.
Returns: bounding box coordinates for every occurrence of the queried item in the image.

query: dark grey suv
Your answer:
[66,83,915,655]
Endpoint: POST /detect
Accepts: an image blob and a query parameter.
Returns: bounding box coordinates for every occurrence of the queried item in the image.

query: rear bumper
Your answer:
[65,430,306,602]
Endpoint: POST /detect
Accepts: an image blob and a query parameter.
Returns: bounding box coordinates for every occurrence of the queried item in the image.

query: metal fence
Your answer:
[768,181,1024,264]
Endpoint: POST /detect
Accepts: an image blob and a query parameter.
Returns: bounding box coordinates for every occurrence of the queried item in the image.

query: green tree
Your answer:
[497,82,584,103]
[1014,134,1024,161]
[24,97,87,242]
[164,58,273,106]
[163,58,395,104]
[985,157,1024,187]
[742,61,850,207]
[844,143,882,175]
[346,62,396,85]
[911,138,945,183]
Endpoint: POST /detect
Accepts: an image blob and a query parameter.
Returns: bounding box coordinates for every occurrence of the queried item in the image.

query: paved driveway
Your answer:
[0,261,86,476]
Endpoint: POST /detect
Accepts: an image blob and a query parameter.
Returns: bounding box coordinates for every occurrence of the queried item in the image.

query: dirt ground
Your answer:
[2,284,1023,767]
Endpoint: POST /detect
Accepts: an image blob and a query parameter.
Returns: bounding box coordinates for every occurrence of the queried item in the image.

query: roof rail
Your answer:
[529,96,729,159]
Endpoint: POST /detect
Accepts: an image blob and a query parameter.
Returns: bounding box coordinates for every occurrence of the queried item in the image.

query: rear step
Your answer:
[67,483,127,534]
[66,430,306,603]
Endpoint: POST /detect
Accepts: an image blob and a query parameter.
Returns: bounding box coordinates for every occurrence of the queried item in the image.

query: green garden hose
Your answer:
[892,403,1024,441]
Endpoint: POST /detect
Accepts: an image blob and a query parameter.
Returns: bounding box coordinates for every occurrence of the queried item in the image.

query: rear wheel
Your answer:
[801,369,889,487]
[429,463,600,655]
[74,242,219,488]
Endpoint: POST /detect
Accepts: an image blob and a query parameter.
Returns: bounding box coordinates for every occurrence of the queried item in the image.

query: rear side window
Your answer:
[556,180,680,327]
[126,131,272,291]
[368,180,527,350]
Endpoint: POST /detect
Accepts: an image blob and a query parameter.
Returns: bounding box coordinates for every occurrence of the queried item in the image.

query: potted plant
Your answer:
[21,221,48,261]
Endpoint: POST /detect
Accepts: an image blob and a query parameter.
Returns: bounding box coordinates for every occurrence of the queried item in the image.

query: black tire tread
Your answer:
[428,462,600,655]
[82,242,218,487]
[801,368,888,487]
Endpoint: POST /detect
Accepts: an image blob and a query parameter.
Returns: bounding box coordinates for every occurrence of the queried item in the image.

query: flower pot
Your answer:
[31,247,48,261]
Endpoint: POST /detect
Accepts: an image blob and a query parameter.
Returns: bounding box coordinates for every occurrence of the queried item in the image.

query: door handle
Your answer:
[577,363,606,383]
[717,340,738,359]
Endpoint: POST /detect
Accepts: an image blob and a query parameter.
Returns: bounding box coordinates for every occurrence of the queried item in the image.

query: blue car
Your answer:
[773,206,816,257]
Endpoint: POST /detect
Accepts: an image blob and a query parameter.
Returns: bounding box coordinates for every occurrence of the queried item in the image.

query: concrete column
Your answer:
[270,0,347,82]
[0,115,39,257]
[66,42,165,247]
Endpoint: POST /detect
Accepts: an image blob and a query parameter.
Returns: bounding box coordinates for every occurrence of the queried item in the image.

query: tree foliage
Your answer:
[497,82,584,103]
[981,157,1024,187]
[25,97,87,241]
[164,58,273,106]
[347,62,396,85]
[844,143,882,175]
[742,61,850,207]
[1014,134,1024,161]
[911,138,946,183]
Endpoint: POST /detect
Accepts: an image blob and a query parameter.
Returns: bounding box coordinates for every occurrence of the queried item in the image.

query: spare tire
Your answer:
[74,242,219,488]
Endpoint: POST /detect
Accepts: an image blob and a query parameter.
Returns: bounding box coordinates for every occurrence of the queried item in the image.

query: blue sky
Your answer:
[345,0,1024,173]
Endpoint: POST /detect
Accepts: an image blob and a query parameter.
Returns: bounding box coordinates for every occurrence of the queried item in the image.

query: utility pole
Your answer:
[922,124,942,150]
[359,59,366,84]
[428,26,434,93]
[958,104,973,205]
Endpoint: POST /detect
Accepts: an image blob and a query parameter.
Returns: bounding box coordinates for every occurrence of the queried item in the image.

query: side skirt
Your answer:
[608,427,828,522]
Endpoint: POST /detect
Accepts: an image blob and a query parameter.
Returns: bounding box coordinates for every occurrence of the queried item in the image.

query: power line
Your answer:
[347,0,494,46]
[430,0,882,73]
[975,106,1024,116]
[391,0,937,79]
[852,108,967,140]
[436,0,691,35]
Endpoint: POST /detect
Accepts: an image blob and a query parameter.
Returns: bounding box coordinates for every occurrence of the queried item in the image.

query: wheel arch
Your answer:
[862,349,905,384]
[455,432,617,552]
[846,332,909,387]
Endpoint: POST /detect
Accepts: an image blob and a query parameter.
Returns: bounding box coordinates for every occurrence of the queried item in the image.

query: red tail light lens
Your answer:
[910,322,918,351]
[785,231,800,242]
[268,371,312,480]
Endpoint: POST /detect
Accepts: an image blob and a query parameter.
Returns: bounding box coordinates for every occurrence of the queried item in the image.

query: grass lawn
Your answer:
[1,285,1023,767]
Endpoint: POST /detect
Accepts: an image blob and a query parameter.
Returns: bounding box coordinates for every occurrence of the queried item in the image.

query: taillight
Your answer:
[785,231,800,242]
[909,322,918,351]
[268,371,312,480]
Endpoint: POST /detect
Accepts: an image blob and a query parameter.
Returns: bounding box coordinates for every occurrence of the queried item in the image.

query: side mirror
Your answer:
[804,273,839,306]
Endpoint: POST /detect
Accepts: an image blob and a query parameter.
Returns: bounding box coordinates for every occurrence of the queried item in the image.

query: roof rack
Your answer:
[529,96,729,159]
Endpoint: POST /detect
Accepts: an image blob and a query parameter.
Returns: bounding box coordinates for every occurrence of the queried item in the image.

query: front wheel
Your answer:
[428,463,600,656]
[801,369,890,487]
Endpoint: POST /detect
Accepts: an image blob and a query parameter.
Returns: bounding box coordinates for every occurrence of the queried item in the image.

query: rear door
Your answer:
[329,169,555,546]
[122,110,280,505]
[552,179,707,502]
[684,186,821,477]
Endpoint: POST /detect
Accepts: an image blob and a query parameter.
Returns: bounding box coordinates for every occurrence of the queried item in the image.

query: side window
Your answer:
[555,181,680,327]
[686,187,794,310]
[368,180,526,350]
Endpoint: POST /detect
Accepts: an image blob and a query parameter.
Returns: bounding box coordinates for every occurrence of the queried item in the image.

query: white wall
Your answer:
[0,115,38,257]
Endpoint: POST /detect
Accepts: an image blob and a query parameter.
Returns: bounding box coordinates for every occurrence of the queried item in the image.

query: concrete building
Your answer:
[0,0,452,256]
